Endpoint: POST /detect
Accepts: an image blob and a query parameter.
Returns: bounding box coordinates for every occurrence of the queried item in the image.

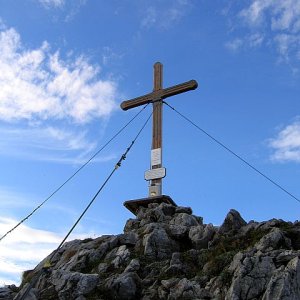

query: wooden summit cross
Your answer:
[121,62,198,210]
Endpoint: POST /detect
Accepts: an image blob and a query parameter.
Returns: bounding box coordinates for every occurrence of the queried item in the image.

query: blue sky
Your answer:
[0,0,300,285]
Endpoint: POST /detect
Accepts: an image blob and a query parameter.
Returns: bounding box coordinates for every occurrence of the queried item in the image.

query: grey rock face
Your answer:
[124,218,140,232]
[218,209,247,234]
[0,285,17,299]
[168,278,202,300]
[124,258,140,273]
[9,202,300,300]
[105,272,141,300]
[189,223,216,249]
[119,232,138,245]
[255,227,291,252]
[143,227,178,259]
[15,287,38,300]
[227,253,276,299]
[263,256,300,300]
[169,224,189,239]
[170,213,200,227]
[175,206,193,215]
[51,270,99,299]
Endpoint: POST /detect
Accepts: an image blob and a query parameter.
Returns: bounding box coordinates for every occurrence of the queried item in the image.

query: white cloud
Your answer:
[268,119,300,162]
[0,125,117,164]
[248,33,264,47]
[0,217,61,285]
[0,216,105,285]
[225,34,264,52]
[0,186,77,226]
[0,27,118,124]
[239,0,273,25]
[0,26,119,164]
[37,0,87,22]
[274,34,300,61]
[38,0,65,9]
[0,219,106,286]
[0,185,104,233]
[0,126,93,151]
[140,0,192,30]
[64,0,87,22]
[0,188,36,211]
[225,38,244,52]
[102,47,124,67]
[141,7,157,28]
[227,0,300,64]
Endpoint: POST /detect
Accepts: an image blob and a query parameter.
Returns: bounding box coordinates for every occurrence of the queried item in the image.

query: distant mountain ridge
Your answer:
[1,201,300,299]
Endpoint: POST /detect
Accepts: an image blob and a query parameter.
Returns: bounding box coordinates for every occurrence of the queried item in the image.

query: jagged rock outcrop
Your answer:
[2,203,300,299]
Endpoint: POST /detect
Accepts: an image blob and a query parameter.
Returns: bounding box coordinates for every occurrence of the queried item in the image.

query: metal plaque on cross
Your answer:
[120,62,198,197]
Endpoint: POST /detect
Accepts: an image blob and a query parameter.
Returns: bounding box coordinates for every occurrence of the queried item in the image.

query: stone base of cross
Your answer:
[124,195,177,216]
[121,62,198,199]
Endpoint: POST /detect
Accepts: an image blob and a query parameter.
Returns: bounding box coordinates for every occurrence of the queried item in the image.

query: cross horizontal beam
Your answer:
[120,79,198,111]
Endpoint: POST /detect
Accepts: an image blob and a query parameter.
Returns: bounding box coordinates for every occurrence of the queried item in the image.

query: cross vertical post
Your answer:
[150,62,163,196]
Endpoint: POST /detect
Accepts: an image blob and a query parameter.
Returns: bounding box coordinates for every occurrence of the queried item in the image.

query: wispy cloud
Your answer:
[225,0,300,65]
[0,216,102,285]
[239,0,300,31]
[0,183,108,285]
[140,0,192,30]
[0,25,119,164]
[0,27,118,124]
[225,34,264,52]
[225,38,244,52]
[0,217,61,285]
[102,46,124,67]
[268,118,300,163]
[0,120,116,165]
[37,0,87,22]
[0,187,37,211]
[64,0,87,22]
[38,0,65,9]
[0,185,77,222]
[0,125,117,164]
[0,126,94,152]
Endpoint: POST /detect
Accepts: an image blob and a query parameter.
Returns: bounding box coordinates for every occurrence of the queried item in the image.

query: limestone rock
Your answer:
[175,206,192,215]
[170,212,200,227]
[8,202,300,300]
[168,278,202,299]
[168,224,189,240]
[227,253,276,299]
[51,270,99,299]
[124,259,140,273]
[0,285,17,299]
[255,227,291,252]
[263,256,300,299]
[105,272,141,300]
[218,209,247,234]
[189,223,216,249]
[143,227,178,259]
[124,218,140,232]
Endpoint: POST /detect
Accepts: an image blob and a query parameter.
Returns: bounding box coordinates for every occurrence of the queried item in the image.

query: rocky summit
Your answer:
[2,202,300,300]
